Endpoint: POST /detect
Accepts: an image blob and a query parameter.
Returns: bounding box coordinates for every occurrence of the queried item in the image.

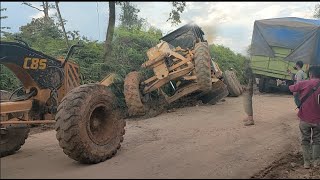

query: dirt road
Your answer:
[1,93,301,179]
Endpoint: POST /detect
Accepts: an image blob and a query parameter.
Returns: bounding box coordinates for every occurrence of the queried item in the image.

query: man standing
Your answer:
[243,59,255,126]
[288,61,307,106]
[289,66,320,169]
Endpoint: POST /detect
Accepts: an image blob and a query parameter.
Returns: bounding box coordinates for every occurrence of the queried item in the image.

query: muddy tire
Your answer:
[1,90,29,158]
[223,70,242,97]
[55,84,126,164]
[124,71,146,117]
[200,80,229,105]
[194,42,212,93]
[0,125,30,157]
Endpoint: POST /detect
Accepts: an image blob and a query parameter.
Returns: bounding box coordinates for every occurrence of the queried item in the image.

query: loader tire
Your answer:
[55,84,126,164]
[194,42,212,93]
[124,71,146,117]
[0,125,30,157]
[200,80,229,105]
[223,70,242,97]
[1,90,29,158]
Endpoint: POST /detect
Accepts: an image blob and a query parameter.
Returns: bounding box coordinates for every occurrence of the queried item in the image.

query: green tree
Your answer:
[167,2,186,25]
[104,1,186,62]
[0,8,11,35]
[209,44,248,84]
[314,4,320,18]
[67,30,80,40]
[246,45,252,58]
[19,17,63,42]
[22,1,54,21]
[104,1,116,61]
[54,2,70,48]
[119,2,145,30]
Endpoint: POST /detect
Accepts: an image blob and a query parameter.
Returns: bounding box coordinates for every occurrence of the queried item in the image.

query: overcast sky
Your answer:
[1,1,319,55]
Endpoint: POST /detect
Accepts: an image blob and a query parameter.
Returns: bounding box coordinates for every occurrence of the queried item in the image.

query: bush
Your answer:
[209,44,248,84]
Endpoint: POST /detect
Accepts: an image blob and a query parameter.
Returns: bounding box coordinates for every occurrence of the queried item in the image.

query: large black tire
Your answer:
[223,70,242,97]
[1,90,29,157]
[124,71,146,117]
[194,42,212,93]
[258,77,274,93]
[55,84,126,164]
[0,125,30,157]
[199,80,229,105]
[258,78,266,93]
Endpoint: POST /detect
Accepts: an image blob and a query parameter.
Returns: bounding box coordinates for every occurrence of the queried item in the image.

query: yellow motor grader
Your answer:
[124,23,242,117]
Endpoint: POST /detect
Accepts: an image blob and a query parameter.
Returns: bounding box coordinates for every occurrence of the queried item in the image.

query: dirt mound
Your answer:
[252,152,320,179]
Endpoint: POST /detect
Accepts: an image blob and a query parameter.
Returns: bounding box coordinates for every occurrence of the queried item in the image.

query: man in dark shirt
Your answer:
[289,65,320,169]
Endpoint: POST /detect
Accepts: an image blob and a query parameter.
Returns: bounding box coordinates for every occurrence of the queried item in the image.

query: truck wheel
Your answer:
[258,78,266,93]
[200,80,229,105]
[223,70,242,97]
[259,77,273,93]
[194,42,212,93]
[0,125,30,157]
[124,71,146,117]
[55,84,126,164]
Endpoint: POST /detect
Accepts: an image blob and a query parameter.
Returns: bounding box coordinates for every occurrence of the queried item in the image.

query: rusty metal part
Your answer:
[143,64,194,93]
[142,52,169,68]
[162,83,200,104]
[0,100,33,114]
[1,120,56,125]
[100,73,118,87]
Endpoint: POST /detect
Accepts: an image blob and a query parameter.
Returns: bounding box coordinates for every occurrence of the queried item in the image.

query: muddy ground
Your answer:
[1,92,316,179]
[252,152,320,179]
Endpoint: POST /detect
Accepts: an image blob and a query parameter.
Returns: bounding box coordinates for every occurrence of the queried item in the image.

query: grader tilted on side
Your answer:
[124,23,242,117]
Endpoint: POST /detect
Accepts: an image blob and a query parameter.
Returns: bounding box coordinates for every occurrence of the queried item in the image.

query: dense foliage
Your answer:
[209,44,247,84]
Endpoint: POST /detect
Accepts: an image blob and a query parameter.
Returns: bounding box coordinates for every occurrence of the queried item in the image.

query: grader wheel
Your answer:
[0,90,30,157]
[194,42,212,93]
[55,84,126,164]
[199,80,229,105]
[124,71,146,117]
[223,70,243,97]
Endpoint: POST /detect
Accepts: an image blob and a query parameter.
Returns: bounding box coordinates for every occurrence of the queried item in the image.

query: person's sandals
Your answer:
[243,116,254,126]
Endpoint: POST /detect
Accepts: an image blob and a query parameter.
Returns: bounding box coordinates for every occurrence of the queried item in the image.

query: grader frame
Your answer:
[124,23,229,117]
[141,41,222,104]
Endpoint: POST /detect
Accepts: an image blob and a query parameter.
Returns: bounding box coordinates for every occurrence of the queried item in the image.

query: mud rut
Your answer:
[252,152,320,179]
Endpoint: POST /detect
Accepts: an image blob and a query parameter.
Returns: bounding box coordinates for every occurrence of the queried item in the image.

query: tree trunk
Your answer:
[43,1,49,20]
[55,1,70,48]
[104,1,116,62]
